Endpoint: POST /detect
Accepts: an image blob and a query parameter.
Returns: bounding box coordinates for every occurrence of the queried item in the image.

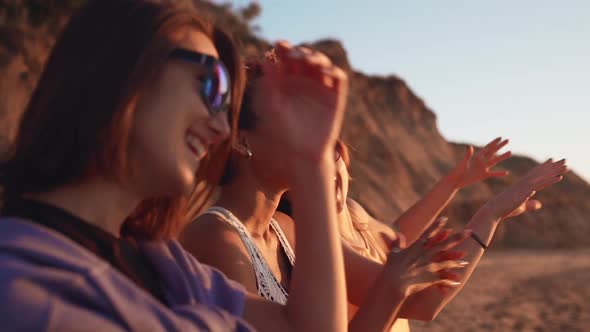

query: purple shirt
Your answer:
[0,217,255,331]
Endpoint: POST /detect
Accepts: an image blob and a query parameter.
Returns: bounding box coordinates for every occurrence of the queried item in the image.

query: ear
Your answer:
[232,133,252,159]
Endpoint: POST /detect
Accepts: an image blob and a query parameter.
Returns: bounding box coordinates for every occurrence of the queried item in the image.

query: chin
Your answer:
[156,170,196,197]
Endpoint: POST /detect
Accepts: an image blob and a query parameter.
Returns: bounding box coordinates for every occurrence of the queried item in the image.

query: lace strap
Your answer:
[203,206,289,304]
[269,219,295,266]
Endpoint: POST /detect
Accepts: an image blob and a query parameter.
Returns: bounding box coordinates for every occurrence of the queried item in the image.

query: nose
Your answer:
[207,110,231,144]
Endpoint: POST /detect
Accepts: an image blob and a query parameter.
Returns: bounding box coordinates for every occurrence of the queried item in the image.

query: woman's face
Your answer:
[130,28,231,197]
[238,78,294,188]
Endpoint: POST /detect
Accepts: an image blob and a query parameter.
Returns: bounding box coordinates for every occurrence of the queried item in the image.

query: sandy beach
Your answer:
[411,250,590,332]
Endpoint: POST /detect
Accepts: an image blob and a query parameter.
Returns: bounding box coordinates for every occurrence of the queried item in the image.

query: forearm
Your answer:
[395,173,460,245]
[287,158,348,331]
[348,266,405,332]
[398,208,500,320]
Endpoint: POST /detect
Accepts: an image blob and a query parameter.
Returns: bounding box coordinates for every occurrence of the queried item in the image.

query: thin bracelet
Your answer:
[470,232,488,250]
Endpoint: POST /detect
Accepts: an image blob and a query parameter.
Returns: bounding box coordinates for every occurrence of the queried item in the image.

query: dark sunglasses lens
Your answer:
[202,62,231,114]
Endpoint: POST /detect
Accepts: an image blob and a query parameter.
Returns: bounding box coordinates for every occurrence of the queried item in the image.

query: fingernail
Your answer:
[449,281,461,286]
[458,260,470,266]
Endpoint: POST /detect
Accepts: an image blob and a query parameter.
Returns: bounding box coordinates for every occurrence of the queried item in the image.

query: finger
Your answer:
[415,278,461,290]
[412,260,469,274]
[421,217,449,243]
[405,218,447,262]
[484,137,503,151]
[530,167,566,187]
[432,250,466,262]
[534,176,563,191]
[552,158,567,167]
[483,137,506,158]
[464,145,474,160]
[397,232,407,249]
[487,170,510,178]
[494,138,510,151]
[317,65,348,93]
[526,199,543,212]
[437,269,462,281]
[302,48,332,67]
[429,229,472,254]
[424,229,452,249]
[434,279,462,288]
[275,40,297,64]
[488,151,512,167]
[550,164,568,176]
[275,40,294,53]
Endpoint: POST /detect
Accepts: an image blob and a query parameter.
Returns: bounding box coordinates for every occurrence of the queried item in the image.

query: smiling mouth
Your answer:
[186,132,207,159]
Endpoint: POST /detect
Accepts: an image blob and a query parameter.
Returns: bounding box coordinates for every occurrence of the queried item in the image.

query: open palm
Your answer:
[451,137,512,188]
[484,159,567,220]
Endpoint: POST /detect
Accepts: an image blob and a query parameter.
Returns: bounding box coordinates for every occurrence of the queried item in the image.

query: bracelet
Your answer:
[470,232,488,250]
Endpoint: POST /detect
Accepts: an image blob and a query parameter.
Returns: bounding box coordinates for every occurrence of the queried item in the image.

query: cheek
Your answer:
[128,93,196,195]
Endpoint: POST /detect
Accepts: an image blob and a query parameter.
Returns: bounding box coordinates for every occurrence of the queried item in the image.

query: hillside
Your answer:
[1,1,588,248]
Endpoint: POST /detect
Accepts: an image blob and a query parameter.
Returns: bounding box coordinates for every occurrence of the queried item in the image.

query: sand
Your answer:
[410,250,590,332]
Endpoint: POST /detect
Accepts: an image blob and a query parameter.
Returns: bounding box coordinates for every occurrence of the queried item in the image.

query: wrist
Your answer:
[289,154,334,182]
[472,205,501,225]
[382,258,410,303]
[440,170,463,191]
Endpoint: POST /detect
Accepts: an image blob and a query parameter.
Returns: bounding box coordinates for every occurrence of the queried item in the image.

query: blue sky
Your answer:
[224,0,590,181]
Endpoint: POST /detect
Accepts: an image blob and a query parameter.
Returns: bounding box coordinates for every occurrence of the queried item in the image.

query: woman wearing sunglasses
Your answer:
[0,1,355,331]
[180,52,568,331]
[330,140,566,331]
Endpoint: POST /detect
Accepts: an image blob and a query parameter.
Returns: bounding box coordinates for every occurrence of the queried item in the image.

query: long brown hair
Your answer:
[0,0,245,240]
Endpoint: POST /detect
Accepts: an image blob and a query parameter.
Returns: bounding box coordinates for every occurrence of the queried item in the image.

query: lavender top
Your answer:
[0,217,255,331]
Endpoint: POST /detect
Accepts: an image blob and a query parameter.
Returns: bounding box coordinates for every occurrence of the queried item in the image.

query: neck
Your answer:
[25,177,140,238]
[216,169,285,239]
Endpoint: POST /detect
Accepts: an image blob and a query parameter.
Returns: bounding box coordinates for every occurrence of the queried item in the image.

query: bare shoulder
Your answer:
[272,211,296,248]
[180,213,245,259]
[179,213,258,292]
[347,198,398,249]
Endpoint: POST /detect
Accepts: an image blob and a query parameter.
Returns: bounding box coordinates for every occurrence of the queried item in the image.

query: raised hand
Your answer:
[251,41,349,166]
[384,217,471,298]
[483,158,567,221]
[449,137,512,188]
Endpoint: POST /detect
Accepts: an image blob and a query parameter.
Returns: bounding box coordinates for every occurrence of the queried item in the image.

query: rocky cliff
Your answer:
[1,1,588,248]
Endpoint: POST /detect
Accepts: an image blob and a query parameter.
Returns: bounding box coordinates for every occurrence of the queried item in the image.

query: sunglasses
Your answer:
[169,48,231,115]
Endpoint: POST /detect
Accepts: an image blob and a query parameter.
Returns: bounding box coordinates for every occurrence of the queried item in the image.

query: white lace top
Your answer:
[204,206,295,305]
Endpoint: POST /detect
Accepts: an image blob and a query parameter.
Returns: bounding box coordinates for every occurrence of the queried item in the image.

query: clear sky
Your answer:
[225,0,590,181]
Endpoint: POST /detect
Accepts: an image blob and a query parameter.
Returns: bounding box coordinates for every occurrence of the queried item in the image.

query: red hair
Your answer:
[0,0,246,240]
